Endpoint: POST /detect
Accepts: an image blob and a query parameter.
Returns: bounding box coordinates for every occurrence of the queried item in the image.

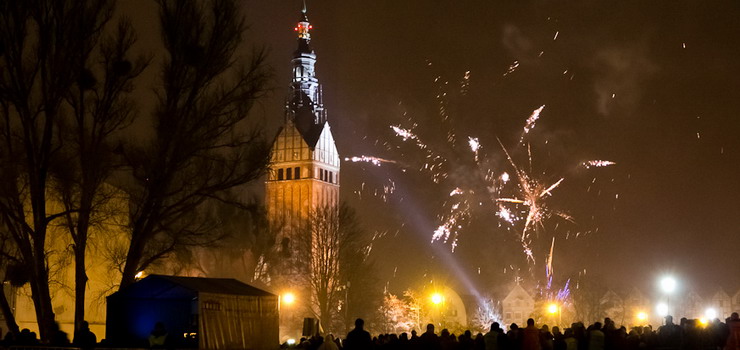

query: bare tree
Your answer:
[118,0,271,289]
[53,15,148,332]
[338,207,381,333]
[571,277,608,324]
[0,1,126,339]
[290,204,375,333]
[299,204,342,329]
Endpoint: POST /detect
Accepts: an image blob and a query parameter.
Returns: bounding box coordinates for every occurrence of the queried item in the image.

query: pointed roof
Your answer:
[503,283,534,303]
[291,92,326,147]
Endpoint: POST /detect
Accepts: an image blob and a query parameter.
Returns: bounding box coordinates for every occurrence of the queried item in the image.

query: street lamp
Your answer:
[705,308,718,320]
[429,292,445,329]
[659,276,677,320]
[660,277,677,294]
[656,302,669,317]
[282,292,296,306]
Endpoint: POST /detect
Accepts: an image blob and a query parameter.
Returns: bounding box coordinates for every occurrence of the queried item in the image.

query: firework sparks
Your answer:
[582,160,616,169]
[520,105,545,143]
[345,155,397,166]
[468,137,481,161]
[501,172,510,183]
[391,125,418,142]
[497,205,515,224]
[460,70,471,95]
[546,237,555,289]
[368,69,610,280]
[497,139,566,245]
[504,60,520,76]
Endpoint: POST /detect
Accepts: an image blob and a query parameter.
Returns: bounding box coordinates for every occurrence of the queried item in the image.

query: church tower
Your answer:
[265,7,340,271]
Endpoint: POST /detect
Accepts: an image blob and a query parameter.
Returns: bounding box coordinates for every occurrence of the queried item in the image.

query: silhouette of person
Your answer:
[523,318,541,350]
[148,322,168,349]
[73,321,97,350]
[726,312,740,350]
[344,318,372,350]
[420,324,441,350]
[483,322,500,350]
[49,322,70,347]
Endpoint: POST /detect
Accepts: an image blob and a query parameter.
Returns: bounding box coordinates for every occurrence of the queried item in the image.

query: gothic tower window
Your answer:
[286,169,292,180]
[329,172,333,184]
[278,168,284,180]
[294,167,300,179]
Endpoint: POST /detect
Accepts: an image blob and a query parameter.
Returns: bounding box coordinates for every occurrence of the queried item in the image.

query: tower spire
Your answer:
[287,1,326,132]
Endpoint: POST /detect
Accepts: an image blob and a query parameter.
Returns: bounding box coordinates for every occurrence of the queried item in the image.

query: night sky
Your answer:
[125,1,740,297]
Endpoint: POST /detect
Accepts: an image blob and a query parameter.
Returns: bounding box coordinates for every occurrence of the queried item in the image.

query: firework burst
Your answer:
[350,68,613,281]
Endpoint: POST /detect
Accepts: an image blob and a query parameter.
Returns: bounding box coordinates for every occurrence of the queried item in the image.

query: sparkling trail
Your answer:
[582,160,616,169]
[520,105,545,143]
[344,155,398,166]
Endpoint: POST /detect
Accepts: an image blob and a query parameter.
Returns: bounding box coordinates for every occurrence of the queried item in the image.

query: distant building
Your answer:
[427,286,468,331]
[601,290,626,325]
[683,290,704,319]
[709,289,732,320]
[626,287,650,312]
[265,7,340,270]
[501,284,535,326]
[263,6,341,340]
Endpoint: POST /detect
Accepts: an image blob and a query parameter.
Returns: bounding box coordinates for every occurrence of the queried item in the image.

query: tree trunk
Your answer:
[30,259,55,341]
[120,237,145,289]
[0,284,19,335]
[74,238,88,333]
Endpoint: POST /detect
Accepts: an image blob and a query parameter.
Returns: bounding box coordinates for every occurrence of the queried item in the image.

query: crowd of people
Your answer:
[3,321,97,349]
[286,313,740,350]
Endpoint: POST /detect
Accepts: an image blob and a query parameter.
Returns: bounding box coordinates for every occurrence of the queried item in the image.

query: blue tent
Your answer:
[106,275,278,350]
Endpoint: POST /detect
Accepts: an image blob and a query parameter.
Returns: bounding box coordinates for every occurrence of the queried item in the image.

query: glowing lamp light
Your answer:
[135,271,145,280]
[705,308,718,320]
[660,276,677,294]
[547,303,558,314]
[287,339,296,345]
[636,312,648,321]
[283,292,296,305]
[431,293,444,305]
[656,302,669,317]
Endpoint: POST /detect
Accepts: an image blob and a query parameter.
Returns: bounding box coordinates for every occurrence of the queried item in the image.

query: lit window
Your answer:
[294,167,300,179]
[277,169,284,180]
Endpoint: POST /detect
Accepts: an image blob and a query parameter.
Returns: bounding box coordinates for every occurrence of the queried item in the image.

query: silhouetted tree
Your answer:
[286,204,376,333]
[571,277,609,324]
[54,14,148,333]
[0,0,131,339]
[117,0,271,289]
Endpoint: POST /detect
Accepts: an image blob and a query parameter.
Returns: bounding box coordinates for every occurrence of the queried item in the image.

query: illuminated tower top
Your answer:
[295,4,311,41]
[287,4,326,146]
